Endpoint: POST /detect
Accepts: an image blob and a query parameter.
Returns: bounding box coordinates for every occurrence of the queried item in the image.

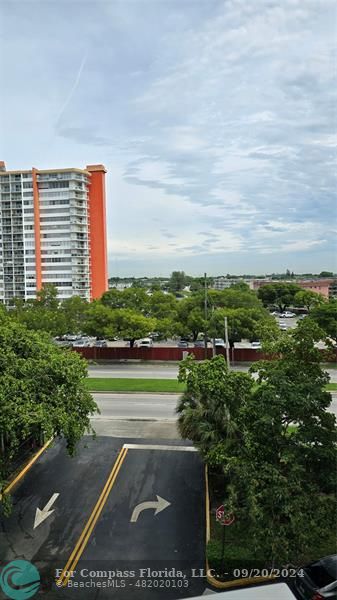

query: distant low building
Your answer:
[212,277,248,290]
[297,278,337,300]
[251,277,337,300]
[109,282,133,290]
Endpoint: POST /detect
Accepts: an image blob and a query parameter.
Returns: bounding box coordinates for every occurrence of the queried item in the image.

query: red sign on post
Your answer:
[216,505,235,526]
[216,504,225,522]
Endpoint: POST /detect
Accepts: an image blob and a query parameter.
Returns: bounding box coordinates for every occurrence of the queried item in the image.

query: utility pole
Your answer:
[204,272,208,360]
[212,305,216,357]
[224,316,230,369]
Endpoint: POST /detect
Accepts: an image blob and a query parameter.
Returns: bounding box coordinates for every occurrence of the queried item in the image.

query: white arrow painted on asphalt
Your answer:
[34,493,59,529]
[130,495,171,523]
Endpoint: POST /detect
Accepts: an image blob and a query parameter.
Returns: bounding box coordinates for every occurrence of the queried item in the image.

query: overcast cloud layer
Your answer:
[0,0,336,276]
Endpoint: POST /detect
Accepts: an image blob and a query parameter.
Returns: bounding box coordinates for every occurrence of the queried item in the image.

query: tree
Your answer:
[257,283,301,312]
[208,288,262,310]
[176,297,206,340]
[100,287,149,314]
[208,307,277,347]
[309,300,337,343]
[108,309,157,347]
[237,319,337,562]
[12,302,67,337]
[168,271,187,293]
[177,320,337,564]
[60,296,88,334]
[176,355,253,461]
[147,291,178,320]
[147,291,178,339]
[36,283,60,310]
[83,301,116,338]
[8,285,67,337]
[319,271,334,278]
[0,315,98,504]
[294,290,324,311]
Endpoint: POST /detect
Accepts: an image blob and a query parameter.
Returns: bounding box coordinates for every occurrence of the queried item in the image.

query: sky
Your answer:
[0,0,336,277]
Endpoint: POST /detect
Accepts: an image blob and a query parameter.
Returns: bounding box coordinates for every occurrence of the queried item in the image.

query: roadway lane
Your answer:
[88,363,337,382]
[88,364,180,379]
[93,393,178,421]
[92,393,337,421]
[54,446,205,599]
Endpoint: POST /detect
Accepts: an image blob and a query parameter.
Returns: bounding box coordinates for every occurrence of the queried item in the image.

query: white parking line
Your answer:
[123,444,198,452]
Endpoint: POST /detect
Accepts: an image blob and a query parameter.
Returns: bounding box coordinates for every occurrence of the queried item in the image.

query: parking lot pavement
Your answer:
[0,439,205,600]
[53,446,205,599]
[0,438,121,586]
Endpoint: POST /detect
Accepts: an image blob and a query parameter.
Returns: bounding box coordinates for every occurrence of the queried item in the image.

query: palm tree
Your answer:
[176,355,253,464]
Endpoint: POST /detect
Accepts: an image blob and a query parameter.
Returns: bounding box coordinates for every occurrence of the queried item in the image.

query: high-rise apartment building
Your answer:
[0,161,108,303]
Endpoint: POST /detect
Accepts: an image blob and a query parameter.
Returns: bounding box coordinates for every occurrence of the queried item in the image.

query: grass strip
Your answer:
[326,383,337,391]
[85,378,186,393]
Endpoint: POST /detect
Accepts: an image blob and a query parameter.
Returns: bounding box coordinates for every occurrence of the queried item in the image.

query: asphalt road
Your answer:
[88,364,180,379]
[0,438,206,599]
[93,393,337,421]
[88,363,337,383]
[93,393,178,421]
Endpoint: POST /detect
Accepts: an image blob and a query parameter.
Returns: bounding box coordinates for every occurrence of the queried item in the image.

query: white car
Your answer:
[214,338,226,347]
[138,337,153,348]
[283,311,296,318]
[251,341,262,349]
[191,583,296,599]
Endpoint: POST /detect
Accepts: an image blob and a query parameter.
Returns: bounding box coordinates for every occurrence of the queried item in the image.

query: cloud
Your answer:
[1,0,336,275]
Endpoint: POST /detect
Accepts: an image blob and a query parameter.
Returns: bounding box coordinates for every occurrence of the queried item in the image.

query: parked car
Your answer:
[73,336,92,347]
[138,337,153,348]
[282,311,296,318]
[293,554,337,599]
[194,340,205,348]
[178,340,189,348]
[94,340,108,347]
[63,334,81,341]
[212,583,296,599]
[251,341,262,349]
[214,338,226,348]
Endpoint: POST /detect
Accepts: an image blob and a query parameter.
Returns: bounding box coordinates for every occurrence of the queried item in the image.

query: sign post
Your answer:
[216,505,235,576]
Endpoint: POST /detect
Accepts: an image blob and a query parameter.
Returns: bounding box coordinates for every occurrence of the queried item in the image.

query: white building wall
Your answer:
[0,168,91,304]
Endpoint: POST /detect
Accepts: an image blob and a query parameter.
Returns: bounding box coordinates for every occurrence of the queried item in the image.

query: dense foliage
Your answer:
[257,282,302,311]
[177,320,337,564]
[0,314,98,501]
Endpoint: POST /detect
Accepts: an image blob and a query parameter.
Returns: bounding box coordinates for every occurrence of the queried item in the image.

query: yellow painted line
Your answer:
[1,438,53,499]
[56,446,128,588]
[205,464,275,590]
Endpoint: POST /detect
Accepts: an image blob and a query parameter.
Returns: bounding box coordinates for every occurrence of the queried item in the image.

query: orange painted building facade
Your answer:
[87,164,108,300]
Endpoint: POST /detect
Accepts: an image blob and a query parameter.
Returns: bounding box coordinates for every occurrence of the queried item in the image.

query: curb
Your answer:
[1,438,53,499]
[205,466,275,590]
[88,390,181,395]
